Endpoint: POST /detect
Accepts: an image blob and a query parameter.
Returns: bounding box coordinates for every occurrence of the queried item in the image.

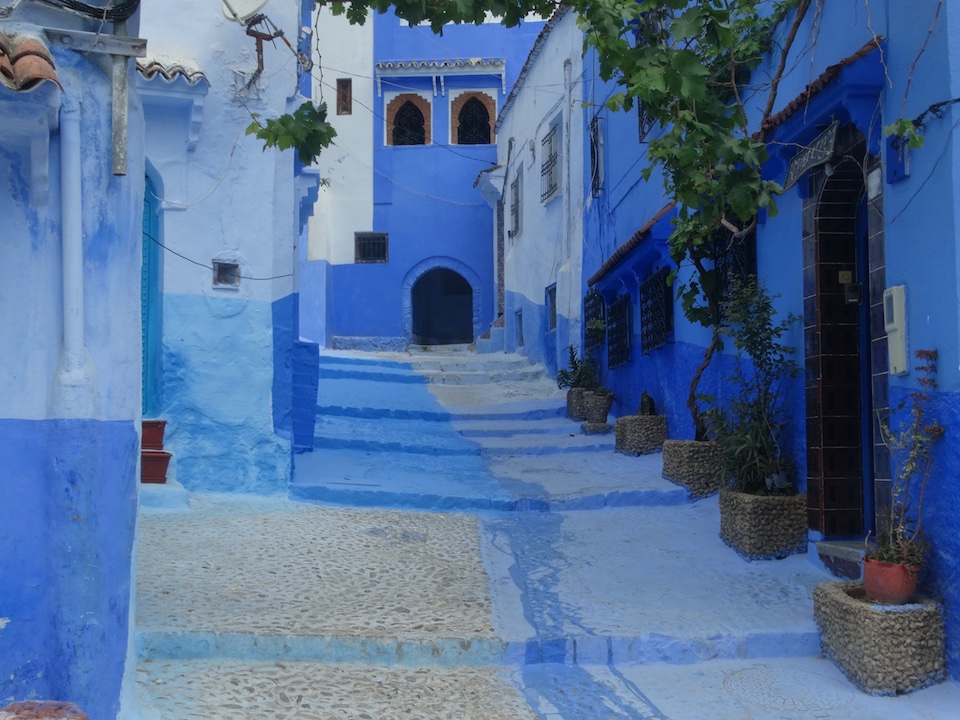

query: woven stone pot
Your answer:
[566,388,587,420]
[661,439,722,498]
[581,390,614,424]
[615,415,667,455]
[718,488,807,560]
[813,581,945,695]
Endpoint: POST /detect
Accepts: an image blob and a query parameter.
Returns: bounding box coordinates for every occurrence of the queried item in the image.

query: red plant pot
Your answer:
[141,449,172,484]
[863,557,921,604]
[142,419,167,450]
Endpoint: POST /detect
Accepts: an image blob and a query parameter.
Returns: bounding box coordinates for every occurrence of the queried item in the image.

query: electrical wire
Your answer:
[147,236,293,281]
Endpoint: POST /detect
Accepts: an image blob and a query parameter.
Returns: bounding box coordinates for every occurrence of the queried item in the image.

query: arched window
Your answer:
[393,101,425,145]
[457,97,490,145]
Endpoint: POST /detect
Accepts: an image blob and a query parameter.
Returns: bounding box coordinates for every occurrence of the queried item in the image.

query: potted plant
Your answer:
[813,350,947,695]
[556,345,614,426]
[863,349,945,604]
[615,390,668,455]
[704,276,805,559]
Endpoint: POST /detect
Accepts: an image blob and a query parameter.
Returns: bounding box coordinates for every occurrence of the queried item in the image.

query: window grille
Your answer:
[510,168,522,239]
[355,232,388,263]
[714,224,757,317]
[590,116,603,198]
[336,78,352,115]
[584,288,605,350]
[638,102,655,143]
[213,261,240,288]
[457,97,491,144]
[546,285,557,331]
[516,309,524,347]
[607,295,632,367]
[540,121,560,202]
[394,101,425,145]
[640,267,672,353]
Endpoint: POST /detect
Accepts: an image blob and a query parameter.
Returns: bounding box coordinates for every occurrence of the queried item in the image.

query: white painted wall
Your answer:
[140,0,305,304]
[496,11,584,344]
[308,6,374,265]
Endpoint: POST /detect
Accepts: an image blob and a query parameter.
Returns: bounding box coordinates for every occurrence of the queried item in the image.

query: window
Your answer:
[386,94,431,146]
[509,166,522,239]
[515,309,524,347]
[213,261,240,288]
[457,97,491,144]
[394,102,425,145]
[714,223,757,319]
[546,284,557,331]
[583,288,605,350]
[638,103,655,143]
[590,116,604,198]
[640,267,672,353]
[336,79,352,115]
[607,295,632,367]
[540,119,560,202]
[355,232,388,263]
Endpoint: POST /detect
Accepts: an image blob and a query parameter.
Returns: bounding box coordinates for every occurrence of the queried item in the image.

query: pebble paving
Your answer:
[137,495,494,639]
[136,660,536,720]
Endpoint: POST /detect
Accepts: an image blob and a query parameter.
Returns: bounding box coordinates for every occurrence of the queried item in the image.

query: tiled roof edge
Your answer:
[587,201,676,287]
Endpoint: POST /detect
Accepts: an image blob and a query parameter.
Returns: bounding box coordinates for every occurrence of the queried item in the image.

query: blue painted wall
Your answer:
[0,20,144,717]
[564,0,960,679]
[326,16,544,349]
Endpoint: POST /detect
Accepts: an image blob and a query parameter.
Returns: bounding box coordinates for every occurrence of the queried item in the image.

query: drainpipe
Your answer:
[52,92,98,417]
[111,20,128,176]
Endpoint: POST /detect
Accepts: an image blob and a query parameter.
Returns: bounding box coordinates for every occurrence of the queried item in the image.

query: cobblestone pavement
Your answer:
[136,349,960,718]
[137,495,494,639]
[136,660,536,720]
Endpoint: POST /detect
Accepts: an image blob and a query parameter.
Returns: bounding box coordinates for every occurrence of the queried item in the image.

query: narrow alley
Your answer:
[134,349,960,719]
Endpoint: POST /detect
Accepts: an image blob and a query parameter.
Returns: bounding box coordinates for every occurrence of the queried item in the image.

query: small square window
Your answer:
[337,78,352,115]
[213,261,240,287]
[355,232,388,263]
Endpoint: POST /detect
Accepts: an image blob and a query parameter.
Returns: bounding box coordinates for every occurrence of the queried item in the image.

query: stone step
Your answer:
[314,415,478,456]
[453,416,580,438]
[416,367,547,385]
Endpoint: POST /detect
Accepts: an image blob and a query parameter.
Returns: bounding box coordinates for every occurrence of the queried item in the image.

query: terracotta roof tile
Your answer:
[136,59,208,85]
[0,32,61,93]
[760,37,881,136]
[588,201,676,287]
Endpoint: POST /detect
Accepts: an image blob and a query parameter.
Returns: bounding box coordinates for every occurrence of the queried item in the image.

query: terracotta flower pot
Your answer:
[141,449,172,484]
[142,419,167,450]
[863,557,920,604]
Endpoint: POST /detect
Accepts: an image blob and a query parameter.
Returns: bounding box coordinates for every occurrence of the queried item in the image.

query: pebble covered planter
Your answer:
[661,439,722,498]
[581,391,615,424]
[615,415,667,455]
[566,388,587,421]
[813,581,945,695]
[719,488,807,560]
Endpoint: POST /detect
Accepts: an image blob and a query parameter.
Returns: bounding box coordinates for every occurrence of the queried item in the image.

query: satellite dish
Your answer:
[222,0,271,23]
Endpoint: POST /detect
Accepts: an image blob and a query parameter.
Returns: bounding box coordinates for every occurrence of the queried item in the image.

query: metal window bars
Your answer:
[584,288,605,350]
[355,232,388,263]
[640,267,671,353]
[607,294,632,367]
[540,124,559,201]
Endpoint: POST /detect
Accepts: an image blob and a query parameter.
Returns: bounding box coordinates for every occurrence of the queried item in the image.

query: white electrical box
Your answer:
[883,285,908,375]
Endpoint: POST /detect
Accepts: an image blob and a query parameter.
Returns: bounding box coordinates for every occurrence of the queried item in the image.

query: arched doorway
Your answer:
[411,268,474,345]
[142,175,163,416]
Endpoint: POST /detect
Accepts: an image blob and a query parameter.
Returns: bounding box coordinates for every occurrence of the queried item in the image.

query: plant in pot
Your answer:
[704,276,804,559]
[556,345,614,426]
[863,349,944,604]
[615,390,667,455]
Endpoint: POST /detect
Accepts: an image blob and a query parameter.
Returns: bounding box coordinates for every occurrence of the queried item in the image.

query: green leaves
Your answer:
[246,101,337,165]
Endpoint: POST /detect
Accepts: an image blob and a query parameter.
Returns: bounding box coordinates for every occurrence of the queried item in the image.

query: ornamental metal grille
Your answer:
[510,169,521,238]
[457,97,490,145]
[336,78,352,115]
[714,224,757,318]
[640,267,672,353]
[540,123,559,201]
[355,232,388,263]
[638,102,655,142]
[583,289,605,350]
[590,116,603,198]
[394,102,425,145]
[607,295,632,368]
